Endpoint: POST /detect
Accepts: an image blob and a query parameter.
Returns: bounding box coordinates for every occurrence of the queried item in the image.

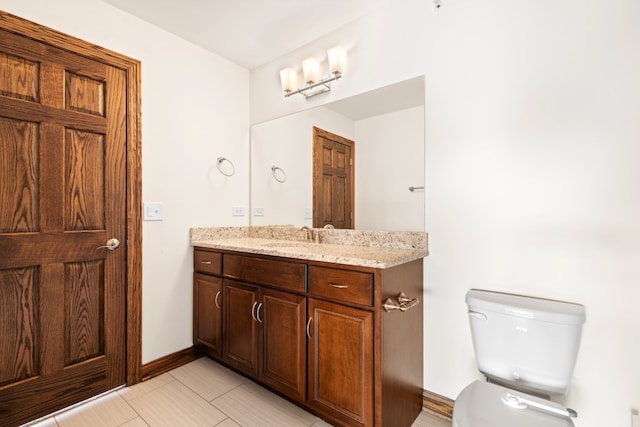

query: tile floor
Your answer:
[27,357,451,427]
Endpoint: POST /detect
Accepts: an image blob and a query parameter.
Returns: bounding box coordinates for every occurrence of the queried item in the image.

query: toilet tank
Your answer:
[466,289,586,396]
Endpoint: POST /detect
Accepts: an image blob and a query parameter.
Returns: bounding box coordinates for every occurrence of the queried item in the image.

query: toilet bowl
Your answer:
[453,289,585,427]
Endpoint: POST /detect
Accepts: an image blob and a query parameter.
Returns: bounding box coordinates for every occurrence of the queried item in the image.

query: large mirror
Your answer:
[250,76,425,231]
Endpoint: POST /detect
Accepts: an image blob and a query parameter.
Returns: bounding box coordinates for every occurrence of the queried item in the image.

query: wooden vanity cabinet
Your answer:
[306,261,424,427]
[193,249,223,358]
[221,254,307,402]
[193,247,424,427]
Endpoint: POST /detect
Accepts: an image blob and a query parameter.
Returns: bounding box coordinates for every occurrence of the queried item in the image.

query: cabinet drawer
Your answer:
[224,254,306,293]
[194,249,222,275]
[308,266,373,306]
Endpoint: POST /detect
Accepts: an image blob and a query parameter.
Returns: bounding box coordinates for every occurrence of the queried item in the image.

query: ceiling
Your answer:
[325,76,425,121]
[100,0,386,69]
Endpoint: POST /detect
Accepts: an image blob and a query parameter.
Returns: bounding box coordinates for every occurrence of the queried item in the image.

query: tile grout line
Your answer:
[169,366,247,426]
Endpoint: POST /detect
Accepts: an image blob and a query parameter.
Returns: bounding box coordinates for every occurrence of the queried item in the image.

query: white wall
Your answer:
[251,0,640,426]
[355,106,424,231]
[2,0,251,364]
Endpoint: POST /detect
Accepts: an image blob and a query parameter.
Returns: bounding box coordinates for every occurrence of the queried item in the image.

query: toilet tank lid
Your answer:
[466,289,586,325]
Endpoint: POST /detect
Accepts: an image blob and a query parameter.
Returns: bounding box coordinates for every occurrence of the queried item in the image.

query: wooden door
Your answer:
[222,279,259,376]
[307,298,373,427]
[312,127,354,229]
[259,287,306,402]
[194,274,222,357]
[0,26,128,426]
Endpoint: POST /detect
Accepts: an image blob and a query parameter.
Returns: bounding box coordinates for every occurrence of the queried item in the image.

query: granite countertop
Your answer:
[190,226,428,269]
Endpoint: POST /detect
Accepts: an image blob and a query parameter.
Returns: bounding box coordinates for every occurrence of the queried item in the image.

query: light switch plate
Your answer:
[143,202,163,221]
[304,207,312,219]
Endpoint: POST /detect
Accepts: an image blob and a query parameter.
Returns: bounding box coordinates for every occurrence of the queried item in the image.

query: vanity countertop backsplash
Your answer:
[190,226,428,269]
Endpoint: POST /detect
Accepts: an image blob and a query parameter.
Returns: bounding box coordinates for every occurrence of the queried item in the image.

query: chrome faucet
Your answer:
[300,226,320,244]
[300,226,313,242]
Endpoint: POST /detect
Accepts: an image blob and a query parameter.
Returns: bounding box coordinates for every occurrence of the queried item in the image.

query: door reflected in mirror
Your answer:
[250,76,425,231]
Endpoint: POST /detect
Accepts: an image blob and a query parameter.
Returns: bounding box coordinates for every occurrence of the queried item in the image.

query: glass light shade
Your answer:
[279,67,297,93]
[302,57,321,84]
[327,46,346,75]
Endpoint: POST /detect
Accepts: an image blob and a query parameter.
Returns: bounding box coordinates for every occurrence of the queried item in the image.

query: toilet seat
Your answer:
[453,381,575,427]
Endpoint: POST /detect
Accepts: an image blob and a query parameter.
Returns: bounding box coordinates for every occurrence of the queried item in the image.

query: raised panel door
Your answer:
[0,26,127,427]
[259,287,306,402]
[222,279,259,376]
[307,298,373,427]
[194,274,222,357]
[312,127,354,229]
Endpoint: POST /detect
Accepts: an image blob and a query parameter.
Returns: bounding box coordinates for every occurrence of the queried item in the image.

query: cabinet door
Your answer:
[307,299,373,427]
[259,288,306,402]
[194,274,222,357]
[222,280,259,376]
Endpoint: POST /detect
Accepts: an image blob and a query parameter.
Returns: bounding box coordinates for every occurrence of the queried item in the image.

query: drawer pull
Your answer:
[214,291,221,309]
[383,292,419,312]
[200,261,212,265]
[329,283,348,289]
[306,317,313,339]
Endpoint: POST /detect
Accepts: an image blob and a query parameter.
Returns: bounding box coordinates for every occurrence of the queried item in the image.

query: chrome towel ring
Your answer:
[271,166,287,183]
[217,157,235,176]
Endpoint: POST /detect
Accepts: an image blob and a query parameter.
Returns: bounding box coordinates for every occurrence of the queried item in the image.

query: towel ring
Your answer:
[217,157,235,176]
[271,166,287,183]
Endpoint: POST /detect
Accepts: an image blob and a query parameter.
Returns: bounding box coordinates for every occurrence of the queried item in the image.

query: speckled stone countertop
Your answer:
[190,226,428,269]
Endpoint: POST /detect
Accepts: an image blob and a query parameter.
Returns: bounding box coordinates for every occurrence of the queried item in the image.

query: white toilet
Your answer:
[453,289,586,427]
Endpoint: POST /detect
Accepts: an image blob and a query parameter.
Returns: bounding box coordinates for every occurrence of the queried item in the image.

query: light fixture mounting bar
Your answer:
[284,72,342,98]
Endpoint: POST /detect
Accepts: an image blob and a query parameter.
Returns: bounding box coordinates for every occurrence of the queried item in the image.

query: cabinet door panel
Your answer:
[260,288,306,402]
[194,274,222,357]
[222,280,259,376]
[307,298,373,426]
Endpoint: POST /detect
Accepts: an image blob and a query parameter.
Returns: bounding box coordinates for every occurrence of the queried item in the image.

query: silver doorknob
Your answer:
[97,238,120,251]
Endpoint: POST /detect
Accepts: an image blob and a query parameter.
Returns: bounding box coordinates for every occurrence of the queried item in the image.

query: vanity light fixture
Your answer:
[280,46,346,99]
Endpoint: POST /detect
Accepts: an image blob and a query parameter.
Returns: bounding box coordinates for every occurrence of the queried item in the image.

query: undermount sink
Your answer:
[261,241,312,248]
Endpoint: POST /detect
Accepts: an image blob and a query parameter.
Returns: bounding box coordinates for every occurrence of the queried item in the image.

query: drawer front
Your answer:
[223,254,306,292]
[308,266,373,306]
[194,249,222,275]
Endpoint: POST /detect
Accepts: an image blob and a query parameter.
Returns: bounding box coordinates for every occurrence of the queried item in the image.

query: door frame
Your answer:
[0,11,143,385]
